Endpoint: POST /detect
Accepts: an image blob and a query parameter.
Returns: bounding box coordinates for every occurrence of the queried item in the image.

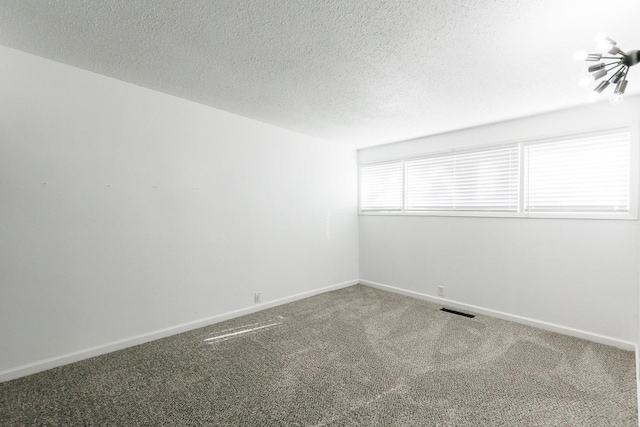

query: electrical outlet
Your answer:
[437,286,444,297]
[254,292,261,304]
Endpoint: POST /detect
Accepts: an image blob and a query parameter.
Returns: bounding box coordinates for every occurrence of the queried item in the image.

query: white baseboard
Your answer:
[359,279,635,351]
[0,279,359,383]
[636,343,640,427]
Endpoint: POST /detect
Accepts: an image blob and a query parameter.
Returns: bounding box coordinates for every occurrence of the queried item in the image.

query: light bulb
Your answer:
[610,93,624,105]
[594,81,610,93]
[591,69,607,80]
[595,40,614,53]
[573,51,588,61]
[594,32,608,43]
[609,46,623,55]
[578,75,593,88]
[587,63,605,72]
[594,32,616,45]
[587,92,599,103]
[595,40,622,55]
[614,79,628,95]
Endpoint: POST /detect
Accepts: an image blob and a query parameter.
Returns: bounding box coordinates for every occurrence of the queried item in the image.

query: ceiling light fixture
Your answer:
[575,33,639,105]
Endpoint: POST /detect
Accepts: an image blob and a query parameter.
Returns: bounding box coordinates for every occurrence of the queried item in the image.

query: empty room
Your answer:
[1,1,640,425]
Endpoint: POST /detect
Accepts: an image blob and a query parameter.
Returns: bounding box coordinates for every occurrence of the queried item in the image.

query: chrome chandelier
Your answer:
[575,33,639,104]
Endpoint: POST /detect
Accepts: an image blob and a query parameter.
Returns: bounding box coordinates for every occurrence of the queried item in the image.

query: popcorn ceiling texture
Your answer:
[0,285,636,425]
[0,1,639,147]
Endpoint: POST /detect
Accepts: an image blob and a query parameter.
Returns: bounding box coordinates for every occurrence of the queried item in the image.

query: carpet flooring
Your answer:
[0,284,637,426]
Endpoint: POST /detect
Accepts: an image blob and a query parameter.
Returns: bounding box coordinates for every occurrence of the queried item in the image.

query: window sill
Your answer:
[358,210,637,220]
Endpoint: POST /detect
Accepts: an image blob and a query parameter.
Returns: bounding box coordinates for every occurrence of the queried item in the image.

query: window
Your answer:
[359,128,635,219]
[359,161,403,212]
[406,146,519,212]
[524,132,630,214]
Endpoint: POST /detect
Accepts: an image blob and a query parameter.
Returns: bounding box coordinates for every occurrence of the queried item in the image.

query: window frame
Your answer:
[358,126,638,220]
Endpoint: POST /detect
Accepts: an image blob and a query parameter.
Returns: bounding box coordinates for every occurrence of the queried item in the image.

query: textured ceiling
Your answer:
[1,1,639,148]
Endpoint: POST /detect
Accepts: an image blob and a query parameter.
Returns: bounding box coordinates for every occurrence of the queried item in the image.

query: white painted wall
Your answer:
[0,46,358,378]
[359,98,640,344]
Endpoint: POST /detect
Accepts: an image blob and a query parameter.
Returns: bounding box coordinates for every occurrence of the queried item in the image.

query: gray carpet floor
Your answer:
[0,284,637,426]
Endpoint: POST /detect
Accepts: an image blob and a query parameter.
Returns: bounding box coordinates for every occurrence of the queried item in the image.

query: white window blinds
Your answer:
[359,161,403,211]
[406,146,519,211]
[524,132,630,213]
[358,128,634,219]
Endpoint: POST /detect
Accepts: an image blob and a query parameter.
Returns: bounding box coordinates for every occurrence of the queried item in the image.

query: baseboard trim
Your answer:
[636,343,640,427]
[359,279,635,351]
[0,279,359,383]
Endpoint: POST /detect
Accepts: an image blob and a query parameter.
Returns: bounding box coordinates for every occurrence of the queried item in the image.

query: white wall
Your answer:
[0,46,358,379]
[359,98,640,345]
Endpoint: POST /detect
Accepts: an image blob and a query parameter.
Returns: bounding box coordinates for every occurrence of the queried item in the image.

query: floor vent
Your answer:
[440,308,475,318]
